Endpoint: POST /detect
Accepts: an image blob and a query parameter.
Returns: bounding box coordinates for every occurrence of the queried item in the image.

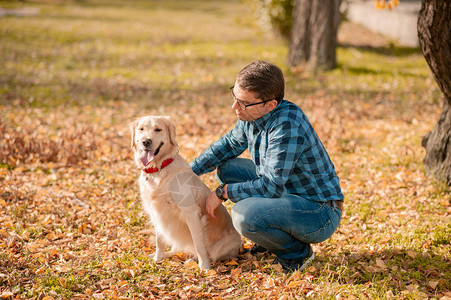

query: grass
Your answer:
[1,0,277,107]
[1,0,450,299]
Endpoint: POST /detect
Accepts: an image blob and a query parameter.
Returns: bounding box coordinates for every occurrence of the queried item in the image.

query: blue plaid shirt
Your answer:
[190,100,344,203]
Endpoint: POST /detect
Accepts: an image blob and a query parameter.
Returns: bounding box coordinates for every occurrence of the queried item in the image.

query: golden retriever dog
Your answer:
[130,116,241,269]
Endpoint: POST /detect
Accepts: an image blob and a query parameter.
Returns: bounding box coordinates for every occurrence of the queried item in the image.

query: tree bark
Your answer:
[287,0,340,71]
[418,0,451,185]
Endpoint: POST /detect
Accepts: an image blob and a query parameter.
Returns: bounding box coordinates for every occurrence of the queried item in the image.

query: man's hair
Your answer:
[236,61,285,104]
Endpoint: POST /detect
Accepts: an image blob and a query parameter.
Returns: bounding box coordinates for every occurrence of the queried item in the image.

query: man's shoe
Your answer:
[249,244,268,255]
[273,247,315,272]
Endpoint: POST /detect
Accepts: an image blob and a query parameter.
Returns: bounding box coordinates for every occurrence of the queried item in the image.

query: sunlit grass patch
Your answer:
[1,0,280,107]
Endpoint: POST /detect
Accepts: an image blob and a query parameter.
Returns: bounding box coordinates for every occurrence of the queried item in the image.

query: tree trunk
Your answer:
[287,0,340,71]
[418,0,451,185]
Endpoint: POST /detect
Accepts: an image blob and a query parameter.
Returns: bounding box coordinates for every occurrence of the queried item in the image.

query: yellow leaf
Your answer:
[59,278,67,288]
[184,260,199,269]
[55,265,70,273]
[103,261,113,269]
[46,232,57,240]
[289,271,302,282]
[78,224,86,234]
[230,267,242,276]
[35,254,47,264]
[225,259,238,266]
[217,283,228,290]
[117,280,128,287]
[0,291,14,299]
[172,252,187,261]
[263,277,274,288]
[307,266,316,273]
[287,280,303,288]
[51,248,59,257]
[440,199,450,207]
[27,244,39,252]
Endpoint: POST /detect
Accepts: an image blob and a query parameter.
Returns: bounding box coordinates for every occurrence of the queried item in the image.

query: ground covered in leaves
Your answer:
[1,0,450,299]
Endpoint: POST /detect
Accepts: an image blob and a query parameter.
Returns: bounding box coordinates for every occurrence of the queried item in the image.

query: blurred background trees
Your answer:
[248,0,451,186]
[246,0,340,70]
[287,0,340,70]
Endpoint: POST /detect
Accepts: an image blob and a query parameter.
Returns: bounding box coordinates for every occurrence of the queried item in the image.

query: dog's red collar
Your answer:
[143,158,174,174]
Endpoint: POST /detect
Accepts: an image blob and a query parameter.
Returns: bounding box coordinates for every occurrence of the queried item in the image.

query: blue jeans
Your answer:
[217,158,342,260]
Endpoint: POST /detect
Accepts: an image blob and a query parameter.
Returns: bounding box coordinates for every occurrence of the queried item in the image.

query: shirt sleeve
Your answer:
[190,120,248,176]
[227,118,305,202]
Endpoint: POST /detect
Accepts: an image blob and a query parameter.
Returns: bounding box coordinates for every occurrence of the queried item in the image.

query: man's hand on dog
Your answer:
[206,192,223,218]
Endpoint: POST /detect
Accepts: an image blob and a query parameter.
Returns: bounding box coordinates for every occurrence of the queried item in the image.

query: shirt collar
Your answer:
[251,99,286,131]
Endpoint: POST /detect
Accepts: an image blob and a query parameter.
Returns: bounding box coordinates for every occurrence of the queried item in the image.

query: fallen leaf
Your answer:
[271,263,283,272]
[225,259,239,266]
[0,291,14,299]
[287,280,303,288]
[102,261,113,270]
[216,265,228,273]
[206,269,217,276]
[406,284,418,292]
[27,244,39,252]
[184,285,203,293]
[376,258,387,270]
[428,280,439,289]
[406,250,417,259]
[307,266,317,272]
[216,283,228,290]
[45,232,58,241]
[59,278,67,288]
[125,268,136,278]
[231,267,242,276]
[184,260,199,269]
[288,271,302,282]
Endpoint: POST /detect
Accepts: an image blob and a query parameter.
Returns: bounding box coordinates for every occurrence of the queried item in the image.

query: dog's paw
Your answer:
[151,252,165,262]
[198,259,211,270]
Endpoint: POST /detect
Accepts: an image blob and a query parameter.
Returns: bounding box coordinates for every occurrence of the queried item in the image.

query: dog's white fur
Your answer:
[131,116,241,269]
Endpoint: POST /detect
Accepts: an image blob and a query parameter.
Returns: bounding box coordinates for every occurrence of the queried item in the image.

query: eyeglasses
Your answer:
[229,86,273,111]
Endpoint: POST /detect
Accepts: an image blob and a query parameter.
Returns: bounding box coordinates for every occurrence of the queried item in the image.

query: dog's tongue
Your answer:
[140,150,155,166]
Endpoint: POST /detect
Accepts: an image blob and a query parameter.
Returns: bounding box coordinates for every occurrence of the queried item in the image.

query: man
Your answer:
[190,61,344,272]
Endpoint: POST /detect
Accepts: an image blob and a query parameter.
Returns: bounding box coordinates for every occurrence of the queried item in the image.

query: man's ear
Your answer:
[267,99,278,111]
[162,116,178,148]
[129,119,139,150]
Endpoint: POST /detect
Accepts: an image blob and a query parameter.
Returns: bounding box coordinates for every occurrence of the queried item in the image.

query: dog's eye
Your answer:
[155,128,162,132]
[139,127,144,131]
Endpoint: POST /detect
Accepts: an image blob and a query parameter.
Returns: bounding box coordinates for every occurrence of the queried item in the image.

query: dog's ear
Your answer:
[129,119,139,150]
[162,116,178,148]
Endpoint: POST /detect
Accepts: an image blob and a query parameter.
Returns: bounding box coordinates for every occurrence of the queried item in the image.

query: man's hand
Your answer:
[206,191,223,218]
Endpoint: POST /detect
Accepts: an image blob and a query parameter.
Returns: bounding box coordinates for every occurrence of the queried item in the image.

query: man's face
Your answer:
[231,84,276,122]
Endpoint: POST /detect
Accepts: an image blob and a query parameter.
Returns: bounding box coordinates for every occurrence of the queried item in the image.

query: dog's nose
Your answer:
[143,139,152,148]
